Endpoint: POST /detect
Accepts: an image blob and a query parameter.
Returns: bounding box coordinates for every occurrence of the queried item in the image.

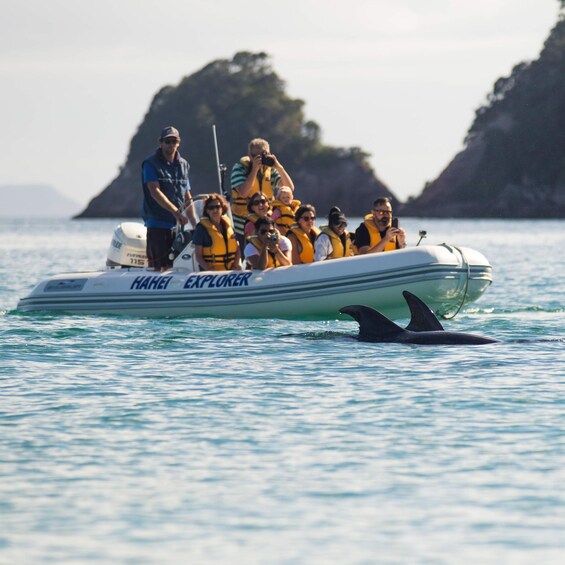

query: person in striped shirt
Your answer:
[230,138,294,248]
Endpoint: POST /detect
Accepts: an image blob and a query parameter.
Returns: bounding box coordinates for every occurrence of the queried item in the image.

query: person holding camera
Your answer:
[286,204,319,265]
[230,138,295,248]
[244,217,292,270]
[354,197,406,254]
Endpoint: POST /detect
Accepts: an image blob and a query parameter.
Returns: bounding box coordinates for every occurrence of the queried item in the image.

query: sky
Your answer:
[0,0,560,208]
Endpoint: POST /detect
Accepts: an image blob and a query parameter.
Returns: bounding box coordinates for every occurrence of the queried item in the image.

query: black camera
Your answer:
[391,217,399,229]
[261,154,275,166]
[266,232,279,243]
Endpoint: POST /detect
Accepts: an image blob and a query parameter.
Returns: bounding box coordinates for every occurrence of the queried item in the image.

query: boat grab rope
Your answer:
[440,244,470,320]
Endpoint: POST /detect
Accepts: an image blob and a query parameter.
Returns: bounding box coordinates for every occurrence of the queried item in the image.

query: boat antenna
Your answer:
[416,230,427,246]
[212,124,232,223]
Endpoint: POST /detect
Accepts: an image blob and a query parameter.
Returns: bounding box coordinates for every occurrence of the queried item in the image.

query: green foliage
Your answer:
[81,51,395,217]
[127,51,351,183]
[460,18,565,212]
[401,10,565,218]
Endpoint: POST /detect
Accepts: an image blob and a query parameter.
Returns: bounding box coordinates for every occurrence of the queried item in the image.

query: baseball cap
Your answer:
[328,206,347,226]
[160,126,180,140]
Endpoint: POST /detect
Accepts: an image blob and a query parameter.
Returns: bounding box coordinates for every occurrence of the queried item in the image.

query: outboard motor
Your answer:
[106,222,148,268]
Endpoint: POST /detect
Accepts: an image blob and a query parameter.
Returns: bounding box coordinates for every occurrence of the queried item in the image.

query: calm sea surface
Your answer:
[1,217,564,564]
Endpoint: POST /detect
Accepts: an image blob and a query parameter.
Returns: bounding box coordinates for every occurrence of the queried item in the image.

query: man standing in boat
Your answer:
[354,197,406,254]
[230,138,294,248]
[141,126,197,271]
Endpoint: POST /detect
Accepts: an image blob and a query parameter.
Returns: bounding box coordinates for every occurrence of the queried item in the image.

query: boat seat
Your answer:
[169,229,194,260]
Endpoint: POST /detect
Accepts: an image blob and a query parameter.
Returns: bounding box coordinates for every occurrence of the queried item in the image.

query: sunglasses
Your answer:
[162,138,179,144]
[207,204,222,211]
[252,199,268,205]
[259,229,275,235]
[334,222,347,228]
[300,216,316,221]
[373,209,392,215]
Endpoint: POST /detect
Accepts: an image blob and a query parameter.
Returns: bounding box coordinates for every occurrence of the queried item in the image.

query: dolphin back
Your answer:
[403,330,499,345]
[403,290,445,332]
[339,304,406,342]
[340,292,499,346]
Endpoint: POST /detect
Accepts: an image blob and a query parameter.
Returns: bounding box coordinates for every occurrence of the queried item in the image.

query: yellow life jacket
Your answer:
[318,226,353,259]
[244,211,274,241]
[245,212,260,230]
[231,156,275,222]
[287,225,319,264]
[356,214,397,253]
[248,236,279,268]
[199,216,238,270]
[271,199,301,233]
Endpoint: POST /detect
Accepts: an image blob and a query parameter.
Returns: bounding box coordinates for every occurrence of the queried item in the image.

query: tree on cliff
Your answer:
[77,52,394,219]
[402,3,565,218]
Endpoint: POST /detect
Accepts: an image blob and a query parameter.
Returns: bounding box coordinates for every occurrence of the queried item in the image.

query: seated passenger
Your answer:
[286,205,319,265]
[244,217,292,269]
[314,207,354,261]
[192,194,242,271]
[271,186,301,233]
[354,197,406,254]
[244,193,272,239]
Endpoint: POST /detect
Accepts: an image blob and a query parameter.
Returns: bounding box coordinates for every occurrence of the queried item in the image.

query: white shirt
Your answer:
[244,235,292,260]
[314,233,333,261]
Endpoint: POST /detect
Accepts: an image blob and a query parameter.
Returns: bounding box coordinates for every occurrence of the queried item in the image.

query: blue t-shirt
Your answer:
[142,161,192,229]
[191,224,212,247]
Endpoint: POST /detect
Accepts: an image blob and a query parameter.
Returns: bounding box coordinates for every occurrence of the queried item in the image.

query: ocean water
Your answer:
[1,217,564,565]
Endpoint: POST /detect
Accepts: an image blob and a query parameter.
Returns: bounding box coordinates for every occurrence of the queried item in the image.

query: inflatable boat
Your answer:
[17,221,493,320]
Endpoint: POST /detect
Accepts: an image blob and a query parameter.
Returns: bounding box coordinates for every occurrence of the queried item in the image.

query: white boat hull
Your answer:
[17,245,492,320]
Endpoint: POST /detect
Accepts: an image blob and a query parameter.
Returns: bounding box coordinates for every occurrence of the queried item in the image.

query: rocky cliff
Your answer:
[402,14,565,218]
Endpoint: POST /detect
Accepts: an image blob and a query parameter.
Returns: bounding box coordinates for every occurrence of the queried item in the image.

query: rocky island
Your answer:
[77,52,395,219]
[78,6,565,219]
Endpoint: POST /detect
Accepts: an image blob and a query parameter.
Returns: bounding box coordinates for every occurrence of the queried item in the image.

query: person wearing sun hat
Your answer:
[141,126,197,270]
[314,207,354,261]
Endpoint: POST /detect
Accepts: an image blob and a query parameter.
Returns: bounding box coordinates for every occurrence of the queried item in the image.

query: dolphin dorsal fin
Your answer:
[403,290,444,332]
[339,304,405,341]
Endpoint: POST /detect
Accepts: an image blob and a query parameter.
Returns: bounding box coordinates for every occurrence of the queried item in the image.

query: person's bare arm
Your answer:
[246,248,264,270]
[359,228,402,254]
[270,242,292,266]
[183,191,197,228]
[234,156,262,199]
[147,182,187,225]
[233,245,243,270]
[287,233,302,264]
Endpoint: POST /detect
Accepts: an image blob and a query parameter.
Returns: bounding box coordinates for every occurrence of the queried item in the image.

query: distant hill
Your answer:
[402,11,565,218]
[77,51,396,219]
[0,184,81,218]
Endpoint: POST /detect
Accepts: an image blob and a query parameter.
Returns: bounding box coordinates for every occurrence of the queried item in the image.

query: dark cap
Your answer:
[160,126,180,140]
[328,206,347,226]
